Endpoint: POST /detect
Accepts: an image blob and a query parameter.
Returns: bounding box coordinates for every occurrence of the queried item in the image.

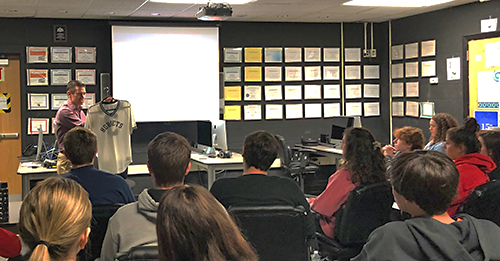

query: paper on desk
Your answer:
[304,85,321,99]
[266,104,283,120]
[244,105,262,120]
[223,105,241,120]
[285,85,302,100]
[324,103,341,118]
[224,86,241,101]
[21,162,42,167]
[244,86,261,101]
[265,85,282,100]
[305,103,322,118]
[286,104,303,119]
[324,85,340,99]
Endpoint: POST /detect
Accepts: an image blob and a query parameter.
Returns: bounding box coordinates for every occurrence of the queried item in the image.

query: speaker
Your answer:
[100,73,111,100]
[217,150,232,159]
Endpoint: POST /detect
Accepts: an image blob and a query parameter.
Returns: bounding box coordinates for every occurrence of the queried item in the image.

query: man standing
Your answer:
[62,127,135,206]
[210,130,316,238]
[99,132,191,260]
[55,80,86,174]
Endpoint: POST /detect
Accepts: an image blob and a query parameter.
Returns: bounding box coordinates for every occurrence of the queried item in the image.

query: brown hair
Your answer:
[393,126,425,150]
[243,130,279,171]
[478,130,500,166]
[147,132,191,187]
[66,80,85,94]
[157,185,258,261]
[19,177,92,261]
[391,151,459,216]
[342,127,386,184]
[430,113,459,144]
[63,127,97,165]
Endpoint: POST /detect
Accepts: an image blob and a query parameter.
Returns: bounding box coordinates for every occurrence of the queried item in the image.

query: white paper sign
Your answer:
[0,96,7,110]
[481,18,498,33]
[447,57,461,81]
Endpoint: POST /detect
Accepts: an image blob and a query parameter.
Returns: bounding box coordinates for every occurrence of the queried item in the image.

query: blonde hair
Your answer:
[19,177,92,261]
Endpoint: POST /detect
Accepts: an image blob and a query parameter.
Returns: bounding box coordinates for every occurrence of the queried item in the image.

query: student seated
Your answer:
[19,177,92,261]
[353,151,500,261]
[0,227,21,258]
[445,118,495,215]
[62,127,135,206]
[308,127,386,238]
[478,129,500,180]
[382,126,425,169]
[424,113,459,153]
[157,185,258,261]
[210,130,315,238]
[100,132,192,261]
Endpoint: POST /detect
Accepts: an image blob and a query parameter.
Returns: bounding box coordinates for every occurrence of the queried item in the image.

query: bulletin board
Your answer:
[468,35,500,128]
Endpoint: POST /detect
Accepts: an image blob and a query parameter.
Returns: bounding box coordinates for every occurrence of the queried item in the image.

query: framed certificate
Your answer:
[75,69,96,85]
[28,118,50,135]
[244,48,262,63]
[285,48,302,63]
[51,69,71,85]
[224,67,241,82]
[265,48,283,63]
[83,93,95,109]
[28,93,49,110]
[285,67,302,81]
[224,48,242,63]
[75,47,97,63]
[305,66,321,81]
[27,69,49,86]
[50,46,72,63]
[265,67,282,82]
[324,48,340,62]
[305,48,321,62]
[26,47,48,63]
[51,93,68,110]
[324,66,340,80]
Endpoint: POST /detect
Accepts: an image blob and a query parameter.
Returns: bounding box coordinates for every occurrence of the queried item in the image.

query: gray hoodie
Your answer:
[99,189,161,261]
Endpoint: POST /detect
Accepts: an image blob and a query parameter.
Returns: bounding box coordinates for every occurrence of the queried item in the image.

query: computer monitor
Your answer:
[330,116,362,145]
[197,121,213,148]
[211,120,228,150]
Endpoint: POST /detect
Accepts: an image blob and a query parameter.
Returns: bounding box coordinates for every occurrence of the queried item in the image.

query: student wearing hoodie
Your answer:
[353,151,500,261]
[99,132,191,261]
[444,118,495,216]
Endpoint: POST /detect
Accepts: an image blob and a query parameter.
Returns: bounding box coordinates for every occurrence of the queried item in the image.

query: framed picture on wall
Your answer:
[224,48,242,63]
[323,48,340,62]
[26,47,48,63]
[285,48,302,63]
[28,93,49,110]
[305,48,321,62]
[51,93,68,110]
[75,69,96,85]
[50,47,72,63]
[28,118,50,135]
[83,93,95,109]
[75,47,97,63]
[27,69,48,86]
[264,48,283,63]
[51,69,72,85]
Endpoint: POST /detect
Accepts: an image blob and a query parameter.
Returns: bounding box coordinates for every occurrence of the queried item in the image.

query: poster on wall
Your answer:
[447,57,461,81]
[420,102,435,118]
[475,111,499,129]
[266,104,283,120]
[224,86,241,101]
[223,67,241,82]
[477,70,500,109]
[421,40,436,57]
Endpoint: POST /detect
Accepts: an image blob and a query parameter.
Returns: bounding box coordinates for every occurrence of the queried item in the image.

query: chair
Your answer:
[229,205,311,261]
[82,204,124,261]
[275,134,319,191]
[316,182,393,261]
[458,179,500,226]
[116,245,159,261]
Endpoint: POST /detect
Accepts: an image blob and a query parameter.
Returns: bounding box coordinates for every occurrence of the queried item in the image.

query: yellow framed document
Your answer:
[245,48,262,63]
[224,86,242,101]
[245,67,262,82]
[224,105,241,120]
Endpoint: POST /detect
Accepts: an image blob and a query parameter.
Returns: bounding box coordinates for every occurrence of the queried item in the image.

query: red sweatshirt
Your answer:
[0,227,21,258]
[448,153,496,216]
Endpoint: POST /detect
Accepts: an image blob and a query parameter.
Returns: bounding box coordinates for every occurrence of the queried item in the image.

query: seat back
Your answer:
[459,179,500,226]
[275,134,292,167]
[334,182,393,246]
[229,205,309,261]
[116,245,159,261]
[89,204,124,260]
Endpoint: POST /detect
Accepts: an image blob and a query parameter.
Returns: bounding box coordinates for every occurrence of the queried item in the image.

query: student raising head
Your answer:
[156,185,258,261]
[308,127,387,238]
[19,177,92,261]
[445,117,495,215]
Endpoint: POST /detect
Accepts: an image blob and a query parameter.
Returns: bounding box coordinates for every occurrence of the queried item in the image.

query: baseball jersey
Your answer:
[85,100,137,174]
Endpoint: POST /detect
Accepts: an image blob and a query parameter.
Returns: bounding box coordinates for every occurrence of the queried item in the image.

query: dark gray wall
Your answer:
[390,0,500,140]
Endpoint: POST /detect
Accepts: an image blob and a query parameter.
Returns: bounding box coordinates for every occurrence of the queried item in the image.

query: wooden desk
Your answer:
[17,152,281,196]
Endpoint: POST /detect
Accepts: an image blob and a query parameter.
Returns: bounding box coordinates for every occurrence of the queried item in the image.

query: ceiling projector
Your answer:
[196,2,233,21]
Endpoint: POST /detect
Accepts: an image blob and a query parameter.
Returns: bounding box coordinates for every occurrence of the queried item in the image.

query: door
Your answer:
[0,55,22,195]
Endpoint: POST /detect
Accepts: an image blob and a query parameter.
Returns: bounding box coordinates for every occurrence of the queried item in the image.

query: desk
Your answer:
[295,144,343,167]
[17,152,281,196]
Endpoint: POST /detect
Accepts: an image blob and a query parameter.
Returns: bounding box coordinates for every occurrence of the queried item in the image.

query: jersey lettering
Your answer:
[100,120,124,133]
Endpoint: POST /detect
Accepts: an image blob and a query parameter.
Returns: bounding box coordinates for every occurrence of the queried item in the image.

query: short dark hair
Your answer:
[478,130,500,166]
[157,185,258,261]
[390,150,459,216]
[243,130,279,171]
[447,117,481,154]
[147,132,191,187]
[66,80,85,94]
[63,127,96,165]
[393,126,425,150]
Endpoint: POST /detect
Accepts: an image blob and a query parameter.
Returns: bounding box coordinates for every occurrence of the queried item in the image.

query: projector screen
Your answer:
[112,26,220,122]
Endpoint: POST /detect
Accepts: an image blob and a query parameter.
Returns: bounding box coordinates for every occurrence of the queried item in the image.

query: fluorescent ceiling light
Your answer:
[150,0,255,4]
[343,0,454,7]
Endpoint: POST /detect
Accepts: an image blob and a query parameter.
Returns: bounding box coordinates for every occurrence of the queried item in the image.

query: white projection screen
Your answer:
[112,26,220,122]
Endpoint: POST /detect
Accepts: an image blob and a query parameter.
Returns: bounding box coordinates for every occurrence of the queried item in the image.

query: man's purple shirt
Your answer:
[55,99,86,152]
